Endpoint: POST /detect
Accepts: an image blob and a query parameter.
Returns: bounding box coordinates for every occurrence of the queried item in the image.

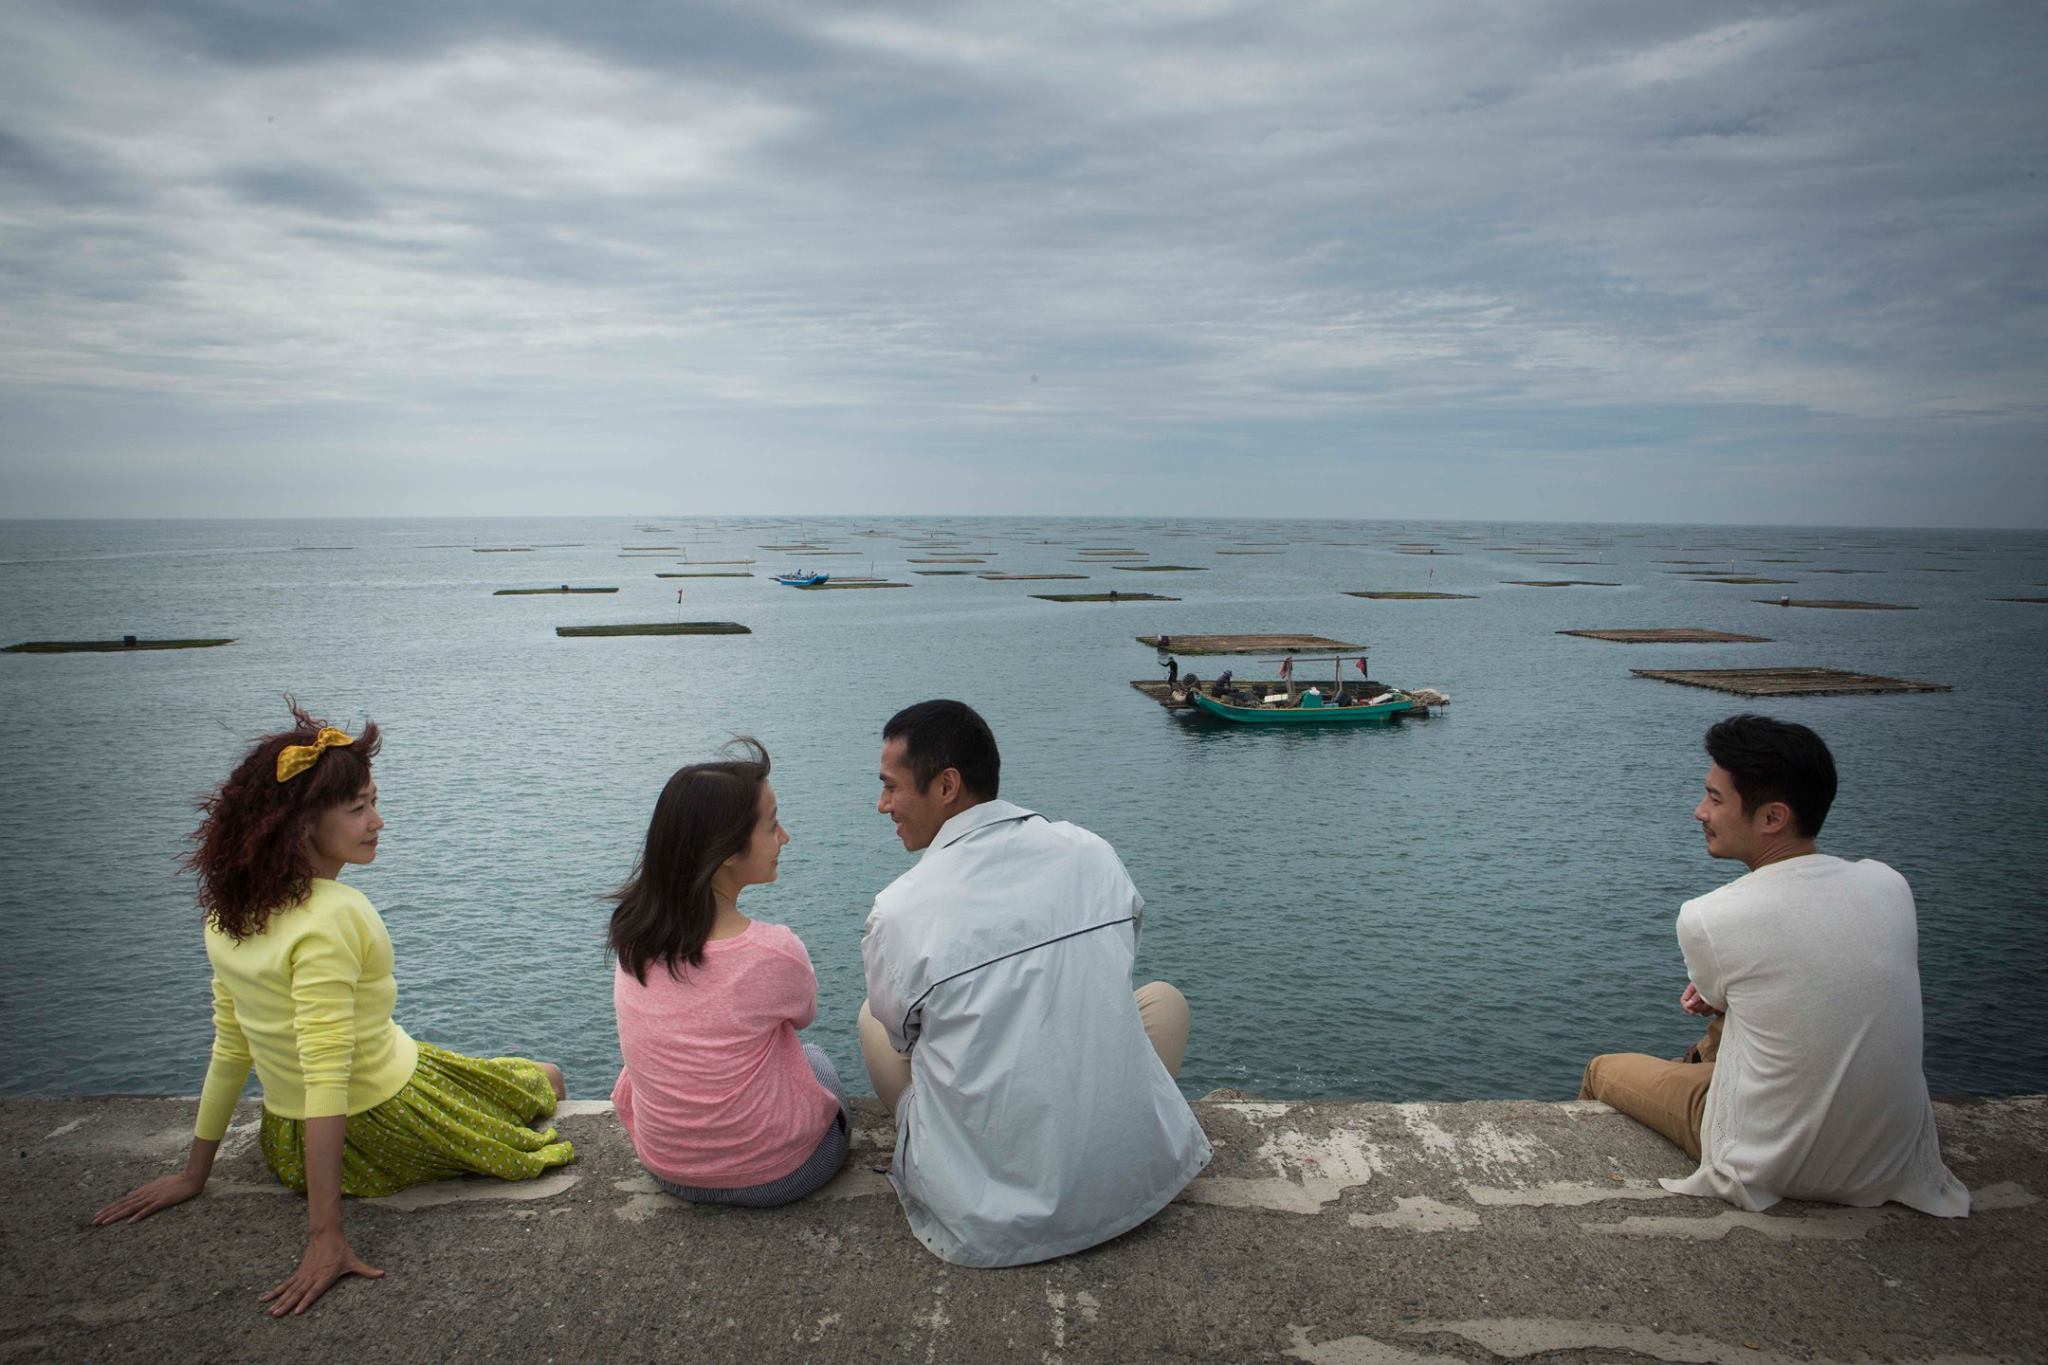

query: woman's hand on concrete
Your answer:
[91,1169,206,1224]
[259,1228,383,1317]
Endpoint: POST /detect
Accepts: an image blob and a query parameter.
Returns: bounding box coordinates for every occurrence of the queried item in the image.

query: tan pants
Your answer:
[1578,1016,1724,1160]
[858,981,1192,1114]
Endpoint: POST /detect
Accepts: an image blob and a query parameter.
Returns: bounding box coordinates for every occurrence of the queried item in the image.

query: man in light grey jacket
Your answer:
[859,699,1210,1267]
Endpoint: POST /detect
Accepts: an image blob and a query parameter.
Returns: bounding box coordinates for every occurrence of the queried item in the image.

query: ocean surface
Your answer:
[2,515,2043,1105]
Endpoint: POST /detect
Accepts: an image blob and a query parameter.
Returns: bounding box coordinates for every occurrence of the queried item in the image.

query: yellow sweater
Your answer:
[194,879,419,1141]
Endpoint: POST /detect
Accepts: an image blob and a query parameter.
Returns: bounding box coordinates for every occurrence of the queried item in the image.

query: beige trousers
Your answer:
[858,981,1192,1114]
[1578,1015,1724,1160]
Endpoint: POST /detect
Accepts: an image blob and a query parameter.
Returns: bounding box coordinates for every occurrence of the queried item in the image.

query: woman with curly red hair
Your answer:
[92,700,575,1316]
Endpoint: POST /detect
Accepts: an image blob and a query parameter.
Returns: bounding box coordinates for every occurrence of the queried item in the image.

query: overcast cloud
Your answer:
[1,0,2043,524]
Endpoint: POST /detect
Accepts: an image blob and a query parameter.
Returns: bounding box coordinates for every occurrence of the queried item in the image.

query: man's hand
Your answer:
[1679,981,1724,1018]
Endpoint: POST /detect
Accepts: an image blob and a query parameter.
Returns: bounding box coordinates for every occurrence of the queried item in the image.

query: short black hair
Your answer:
[883,699,1000,800]
[1703,714,1837,838]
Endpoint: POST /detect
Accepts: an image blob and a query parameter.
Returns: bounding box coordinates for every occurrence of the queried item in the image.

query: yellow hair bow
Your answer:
[276,727,355,783]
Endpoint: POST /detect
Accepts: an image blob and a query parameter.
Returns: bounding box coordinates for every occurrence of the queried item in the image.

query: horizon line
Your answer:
[0,514,2041,534]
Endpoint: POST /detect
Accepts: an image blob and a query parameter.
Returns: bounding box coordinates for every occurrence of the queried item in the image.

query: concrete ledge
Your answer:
[6,1095,2042,1363]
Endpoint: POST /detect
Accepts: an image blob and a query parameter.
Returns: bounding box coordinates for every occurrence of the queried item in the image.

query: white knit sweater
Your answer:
[1663,854,1970,1216]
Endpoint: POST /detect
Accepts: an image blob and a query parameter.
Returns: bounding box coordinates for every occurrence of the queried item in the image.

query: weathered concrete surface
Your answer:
[5,1095,2043,1363]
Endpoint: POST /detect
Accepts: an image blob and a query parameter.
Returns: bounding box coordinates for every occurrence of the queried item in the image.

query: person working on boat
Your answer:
[1579,715,1968,1218]
[858,700,1210,1266]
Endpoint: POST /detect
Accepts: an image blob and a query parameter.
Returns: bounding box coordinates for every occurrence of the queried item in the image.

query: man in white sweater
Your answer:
[1580,714,1969,1216]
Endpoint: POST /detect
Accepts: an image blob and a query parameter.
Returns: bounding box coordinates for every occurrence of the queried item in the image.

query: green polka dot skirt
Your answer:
[260,1040,576,1197]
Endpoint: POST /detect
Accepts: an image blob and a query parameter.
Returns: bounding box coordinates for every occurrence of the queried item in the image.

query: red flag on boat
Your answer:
[1355,657,1367,675]
[1279,656,1293,680]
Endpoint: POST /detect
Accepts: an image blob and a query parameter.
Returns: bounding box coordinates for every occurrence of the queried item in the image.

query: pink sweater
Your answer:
[611,920,840,1188]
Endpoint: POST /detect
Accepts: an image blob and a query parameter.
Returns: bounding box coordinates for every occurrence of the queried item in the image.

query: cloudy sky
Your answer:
[2,1,2043,525]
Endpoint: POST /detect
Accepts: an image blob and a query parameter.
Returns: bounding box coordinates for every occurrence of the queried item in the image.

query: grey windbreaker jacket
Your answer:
[862,800,1212,1266]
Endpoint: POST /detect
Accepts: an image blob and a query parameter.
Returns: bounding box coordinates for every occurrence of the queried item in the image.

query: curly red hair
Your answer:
[186,698,383,941]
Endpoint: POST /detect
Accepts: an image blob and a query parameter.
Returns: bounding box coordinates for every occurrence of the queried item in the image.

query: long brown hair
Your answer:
[609,739,769,984]
[186,698,382,941]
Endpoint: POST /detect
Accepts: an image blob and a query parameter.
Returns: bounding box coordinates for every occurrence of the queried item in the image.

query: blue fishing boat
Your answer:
[773,570,830,587]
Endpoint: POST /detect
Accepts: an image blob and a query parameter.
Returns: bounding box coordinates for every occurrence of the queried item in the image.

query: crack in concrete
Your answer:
[1291,1318,2002,1365]
[1582,1207,1884,1241]
[14,1284,222,1336]
[815,1166,895,1200]
[1182,1119,1383,1213]
[374,1167,580,1211]
[1346,1195,1480,1233]
[1416,1317,2001,1364]
[611,1173,675,1223]
[1466,1179,1676,1207]
[1393,1103,1550,1176]
[1285,1324,1438,1364]
[1971,1180,2036,1210]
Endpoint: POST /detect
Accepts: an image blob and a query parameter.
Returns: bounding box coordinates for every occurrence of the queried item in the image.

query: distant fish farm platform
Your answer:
[795,581,910,590]
[1345,591,1476,601]
[1034,592,1178,603]
[1506,580,1622,588]
[555,622,751,638]
[1135,634,1360,654]
[1560,628,1771,644]
[5,637,234,654]
[1686,575,1796,585]
[1995,597,2048,604]
[656,572,753,578]
[493,586,619,595]
[981,573,1087,581]
[1114,564,1207,572]
[1754,598,1915,610]
[1631,667,1950,697]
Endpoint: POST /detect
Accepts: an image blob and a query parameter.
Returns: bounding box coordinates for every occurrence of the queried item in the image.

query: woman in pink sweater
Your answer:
[609,740,847,1205]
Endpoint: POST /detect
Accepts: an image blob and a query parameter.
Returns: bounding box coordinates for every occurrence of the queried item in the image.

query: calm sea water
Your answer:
[2,516,2043,1104]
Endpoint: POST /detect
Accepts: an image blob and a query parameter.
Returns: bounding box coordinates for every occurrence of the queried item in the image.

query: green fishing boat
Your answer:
[1186,688,1415,724]
[1167,652,1448,725]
